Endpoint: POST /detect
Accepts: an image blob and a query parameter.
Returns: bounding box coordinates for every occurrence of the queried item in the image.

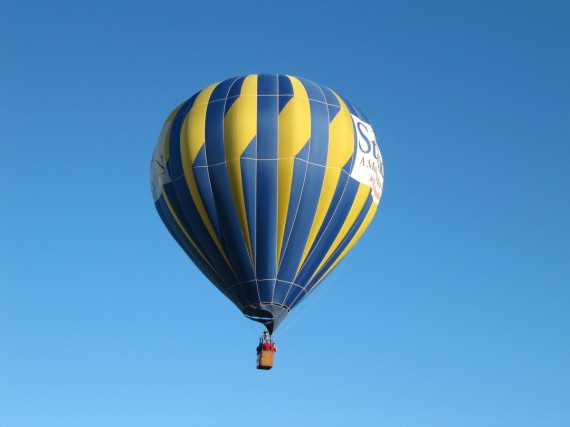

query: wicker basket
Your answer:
[256,350,274,370]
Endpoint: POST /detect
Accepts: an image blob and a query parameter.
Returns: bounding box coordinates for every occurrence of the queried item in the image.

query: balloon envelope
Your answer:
[150,74,383,333]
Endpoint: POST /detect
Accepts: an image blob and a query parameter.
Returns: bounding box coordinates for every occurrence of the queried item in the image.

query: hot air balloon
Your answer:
[150,74,383,349]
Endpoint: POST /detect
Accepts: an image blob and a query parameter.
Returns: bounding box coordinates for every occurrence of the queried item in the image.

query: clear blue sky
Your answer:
[1,1,569,426]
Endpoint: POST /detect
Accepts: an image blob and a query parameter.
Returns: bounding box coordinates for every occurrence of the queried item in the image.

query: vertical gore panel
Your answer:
[183,84,225,246]
[276,164,325,283]
[203,77,257,283]
[239,282,260,305]
[297,77,326,102]
[204,99,226,165]
[276,157,294,262]
[258,279,276,303]
[257,74,278,96]
[165,177,237,286]
[241,156,257,272]
[310,202,378,291]
[283,286,306,308]
[306,195,374,291]
[276,76,311,263]
[307,184,371,285]
[307,99,329,165]
[272,280,292,306]
[295,178,360,285]
[256,88,278,279]
[152,74,381,329]
[208,163,256,283]
[166,96,198,181]
[278,157,309,266]
[256,159,278,279]
[311,172,350,248]
[257,93,278,159]
[225,76,246,108]
[165,90,239,285]
[155,195,226,290]
[224,103,254,262]
[305,96,356,251]
[293,99,331,273]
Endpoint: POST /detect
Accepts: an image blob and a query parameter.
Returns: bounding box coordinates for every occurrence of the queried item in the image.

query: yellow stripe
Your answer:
[224,75,258,160]
[329,93,354,169]
[276,76,311,261]
[237,74,258,156]
[295,94,355,274]
[279,76,310,158]
[223,75,258,262]
[187,83,218,164]
[160,186,221,281]
[180,83,234,272]
[305,184,371,284]
[240,74,258,96]
[312,202,378,287]
[308,93,369,281]
[296,168,341,274]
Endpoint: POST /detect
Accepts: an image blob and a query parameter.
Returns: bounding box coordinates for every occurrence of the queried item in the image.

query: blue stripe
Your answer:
[208,163,256,283]
[210,76,240,101]
[283,285,307,308]
[306,195,374,291]
[321,86,341,108]
[158,182,204,257]
[193,144,207,167]
[227,76,246,99]
[204,99,226,165]
[338,94,360,117]
[295,140,310,161]
[162,176,236,286]
[192,165,223,240]
[237,282,260,306]
[257,94,278,159]
[278,75,294,112]
[278,75,294,94]
[278,157,309,266]
[258,74,278,95]
[297,77,326,102]
[164,92,239,286]
[225,286,249,309]
[242,136,257,158]
[350,101,370,122]
[205,77,242,165]
[225,76,246,114]
[276,163,326,283]
[307,99,329,166]
[258,279,276,303]
[344,112,359,175]
[256,159,278,279]
[154,199,222,286]
[321,85,342,122]
[241,156,257,270]
[155,188,234,290]
[309,172,350,254]
[327,105,341,122]
[255,88,279,280]
[166,94,198,180]
[272,280,293,306]
[295,178,361,286]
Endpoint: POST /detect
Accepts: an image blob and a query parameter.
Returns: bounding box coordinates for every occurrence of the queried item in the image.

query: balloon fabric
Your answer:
[150,74,383,333]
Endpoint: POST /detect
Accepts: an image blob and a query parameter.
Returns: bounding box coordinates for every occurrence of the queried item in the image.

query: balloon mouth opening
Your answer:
[243,303,289,334]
